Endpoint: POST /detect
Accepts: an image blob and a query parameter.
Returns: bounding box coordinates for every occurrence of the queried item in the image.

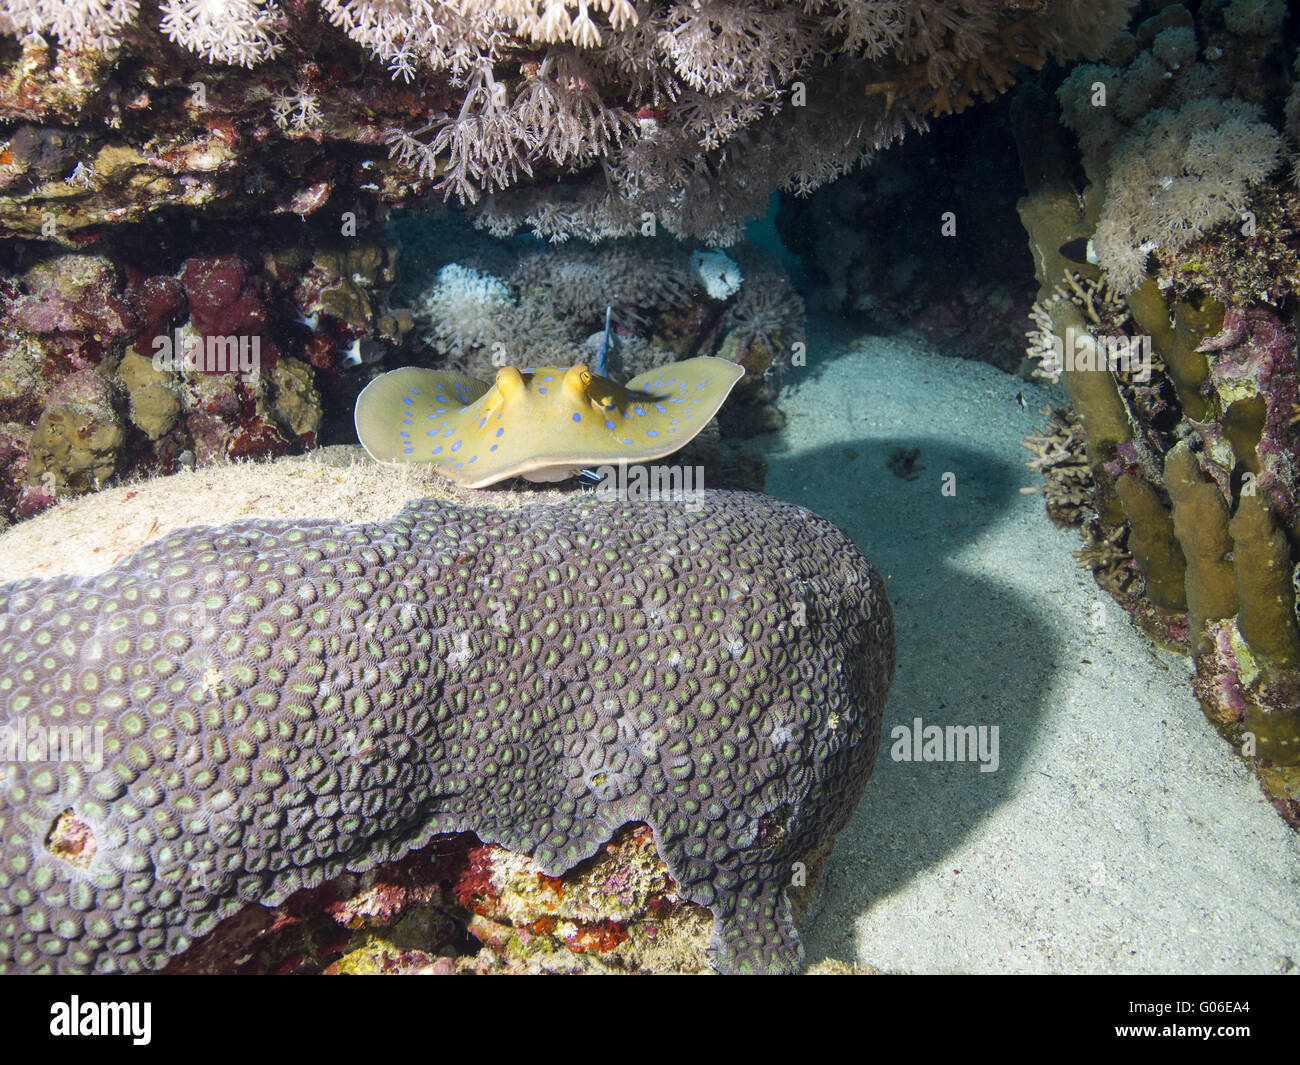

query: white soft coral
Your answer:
[159,0,284,66]
[3,0,140,49]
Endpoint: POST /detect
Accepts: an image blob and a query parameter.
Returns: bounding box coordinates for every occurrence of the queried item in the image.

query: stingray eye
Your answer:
[495,365,524,400]
[564,364,590,397]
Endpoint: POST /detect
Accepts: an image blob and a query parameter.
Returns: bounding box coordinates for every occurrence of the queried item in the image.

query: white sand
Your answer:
[763,321,1300,974]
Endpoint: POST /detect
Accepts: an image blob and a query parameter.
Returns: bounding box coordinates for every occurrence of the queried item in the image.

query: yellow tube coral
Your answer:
[1165,442,1238,650]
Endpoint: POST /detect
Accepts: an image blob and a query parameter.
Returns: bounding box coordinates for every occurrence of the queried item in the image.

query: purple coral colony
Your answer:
[0,0,1295,979]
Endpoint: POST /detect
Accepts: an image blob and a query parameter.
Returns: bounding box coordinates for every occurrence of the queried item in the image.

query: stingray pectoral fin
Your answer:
[623,356,746,408]
[354,366,491,463]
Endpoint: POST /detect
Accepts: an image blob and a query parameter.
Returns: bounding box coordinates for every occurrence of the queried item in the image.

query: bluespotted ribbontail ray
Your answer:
[354,357,745,489]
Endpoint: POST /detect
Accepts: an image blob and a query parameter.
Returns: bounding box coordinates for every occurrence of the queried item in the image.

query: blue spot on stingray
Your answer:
[667,427,679,434]
[490,444,498,452]
[403,447,414,454]
[655,404,667,413]
[665,378,675,386]
[572,412,581,422]
[670,419,680,426]
[623,438,633,445]
[403,397,413,405]
[432,446,443,455]
[541,375,554,382]
[538,386,547,394]
[604,419,615,430]
[646,430,659,438]
[495,427,504,437]
[469,456,477,463]
[427,430,438,437]
[452,441,462,452]
[634,407,645,417]
[696,383,706,390]
[444,428,454,437]
[435,394,446,403]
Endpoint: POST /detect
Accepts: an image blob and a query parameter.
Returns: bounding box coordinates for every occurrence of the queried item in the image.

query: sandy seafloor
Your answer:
[759,318,1300,975]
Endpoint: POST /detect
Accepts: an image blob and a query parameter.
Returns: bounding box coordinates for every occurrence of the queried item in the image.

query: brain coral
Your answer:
[0,490,893,974]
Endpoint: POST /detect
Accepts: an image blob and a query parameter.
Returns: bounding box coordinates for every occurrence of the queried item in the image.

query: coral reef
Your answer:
[1,2,1130,247]
[0,219,413,524]
[1055,4,1288,292]
[1015,1,1300,822]
[0,211,787,521]
[161,826,718,974]
[0,1,1094,515]
[0,485,895,974]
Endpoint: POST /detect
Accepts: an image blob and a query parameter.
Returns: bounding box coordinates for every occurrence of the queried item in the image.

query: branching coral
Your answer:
[515,53,638,168]
[1057,10,1290,294]
[269,82,324,134]
[387,60,535,203]
[1074,518,1138,598]
[319,0,509,79]
[657,1,812,96]
[497,0,638,47]
[1021,407,1093,528]
[1025,270,1131,383]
